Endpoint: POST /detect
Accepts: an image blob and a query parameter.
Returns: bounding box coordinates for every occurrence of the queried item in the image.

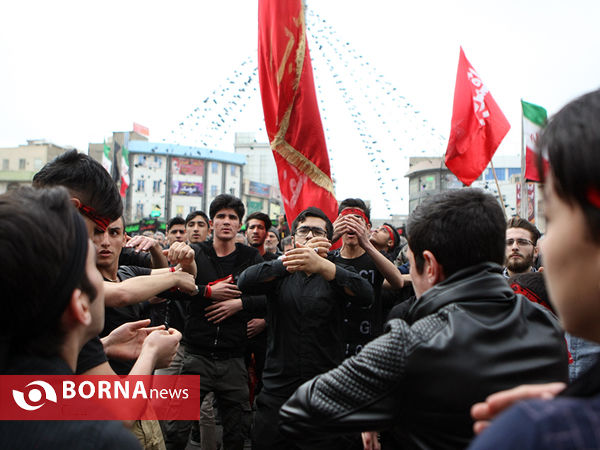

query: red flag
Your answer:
[445,48,510,186]
[258,0,337,224]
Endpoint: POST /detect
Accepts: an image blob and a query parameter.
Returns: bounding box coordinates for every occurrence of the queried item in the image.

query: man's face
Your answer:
[92,217,125,271]
[370,226,391,250]
[211,208,241,242]
[84,239,105,338]
[265,232,279,252]
[246,219,267,247]
[186,215,209,244]
[167,224,186,245]
[505,227,538,274]
[340,208,369,245]
[292,216,328,246]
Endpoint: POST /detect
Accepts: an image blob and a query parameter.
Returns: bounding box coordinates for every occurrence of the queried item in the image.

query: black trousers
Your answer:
[180,352,248,450]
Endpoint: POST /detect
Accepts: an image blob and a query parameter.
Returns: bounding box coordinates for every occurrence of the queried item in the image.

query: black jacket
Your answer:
[279,263,569,449]
[238,258,374,397]
[183,242,265,356]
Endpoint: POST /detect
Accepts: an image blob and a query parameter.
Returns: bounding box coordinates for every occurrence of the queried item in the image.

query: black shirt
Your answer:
[238,259,373,397]
[331,250,385,357]
[101,266,152,375]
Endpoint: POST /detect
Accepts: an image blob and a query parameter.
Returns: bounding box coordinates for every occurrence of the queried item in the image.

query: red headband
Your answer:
[79,204,111,231]
[340,208,370,224]
[587,187,600,209]
[382,225,396,245]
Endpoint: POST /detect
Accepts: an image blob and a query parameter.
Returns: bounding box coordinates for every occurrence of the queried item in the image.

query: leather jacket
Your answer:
[279,263,569,449]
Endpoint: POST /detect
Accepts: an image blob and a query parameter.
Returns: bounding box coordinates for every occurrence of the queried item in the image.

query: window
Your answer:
[211,162,218,174]
[2,159,8,170]
[137,179,145,192]
[19,159,26,170]
[230,165,237,176]
[211,185,217,196]
[153,180,161,193]
[135,202,144,218]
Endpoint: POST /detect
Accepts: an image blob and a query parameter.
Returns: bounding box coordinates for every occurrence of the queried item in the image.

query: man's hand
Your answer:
[164,241,195,266]
[172,269,198,295]
[361,431,381,450]
[283,242,336,280]
[125,235,159,253]
[208,275,242,300]
[303,236,331,258]
[205,299,243,323]
[247,318,266,338]
[141,328,182,369]
[101,319,166,361]
[344,215,372,249]
[471,382,566,435]
[332,214,349,243]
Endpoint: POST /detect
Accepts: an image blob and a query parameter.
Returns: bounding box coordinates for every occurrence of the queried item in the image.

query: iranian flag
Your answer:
[120,146,130,197]
[102,141,112,174]
[522,100,547,182]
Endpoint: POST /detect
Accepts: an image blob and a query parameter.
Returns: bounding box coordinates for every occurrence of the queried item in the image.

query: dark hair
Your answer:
[382,222,401,251]
[338,198,371,223]
[32,149,123,220]
[538,89,600,242]
[506,217,541,245]
[291,207,334,240]
[0,187,96,360]
[167,216,186,231]
[281,236,293,247]
[246,212,271,231]
[185,210,209,226]
[209,194,245,221]
[407,189,505,277]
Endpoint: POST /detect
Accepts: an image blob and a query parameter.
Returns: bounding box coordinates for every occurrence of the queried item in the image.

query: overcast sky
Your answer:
[1,0,598,217]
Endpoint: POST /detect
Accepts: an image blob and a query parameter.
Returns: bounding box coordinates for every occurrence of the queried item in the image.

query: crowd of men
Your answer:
[2,89,600,450]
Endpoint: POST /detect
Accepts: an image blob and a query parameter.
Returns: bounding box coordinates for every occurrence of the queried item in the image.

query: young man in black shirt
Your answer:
[238,207,374,450]
[178,194,265,450]
[331,198,405,357]
[0,186,141,449]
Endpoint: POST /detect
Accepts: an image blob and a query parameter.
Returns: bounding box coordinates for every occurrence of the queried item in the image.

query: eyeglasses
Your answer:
[506,238,534,247]
[295,226,327,238]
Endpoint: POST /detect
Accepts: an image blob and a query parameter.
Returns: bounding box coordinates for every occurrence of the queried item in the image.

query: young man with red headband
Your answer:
[370,222,401,259]
[330,198,406,359]
[32,150,184,379]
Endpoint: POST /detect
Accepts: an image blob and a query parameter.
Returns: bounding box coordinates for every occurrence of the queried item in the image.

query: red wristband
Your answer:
[205,285,212,298]
[169,266,176,272]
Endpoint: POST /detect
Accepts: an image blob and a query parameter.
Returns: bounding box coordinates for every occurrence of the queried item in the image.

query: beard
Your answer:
[506,251,535,273]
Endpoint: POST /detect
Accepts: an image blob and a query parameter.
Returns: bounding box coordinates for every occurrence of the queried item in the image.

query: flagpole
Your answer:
[490,160,507,219]
[520,98,528,219]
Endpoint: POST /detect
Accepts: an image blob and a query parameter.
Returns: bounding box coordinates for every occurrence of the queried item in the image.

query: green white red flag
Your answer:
[257,0,337,224]
[445,48,511,186]
[102,141,112,174]
[522,100,547,182]
[120,146,130,197]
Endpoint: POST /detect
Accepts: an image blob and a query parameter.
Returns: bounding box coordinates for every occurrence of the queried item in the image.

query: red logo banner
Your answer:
[0,375,200,420]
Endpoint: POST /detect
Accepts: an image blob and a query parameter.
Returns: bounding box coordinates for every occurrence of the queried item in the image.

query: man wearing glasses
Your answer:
[238,206,374,450]
[504,217,541,278]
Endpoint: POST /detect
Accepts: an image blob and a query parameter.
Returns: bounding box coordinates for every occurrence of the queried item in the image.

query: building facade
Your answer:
[405,155,544,231]
[90,131,245,223]
[234,132,282,219]
[0,140,74,194]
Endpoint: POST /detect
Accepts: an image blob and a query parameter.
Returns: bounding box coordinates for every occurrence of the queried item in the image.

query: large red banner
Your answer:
[445,48,510,186]
[258,0,338,224]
